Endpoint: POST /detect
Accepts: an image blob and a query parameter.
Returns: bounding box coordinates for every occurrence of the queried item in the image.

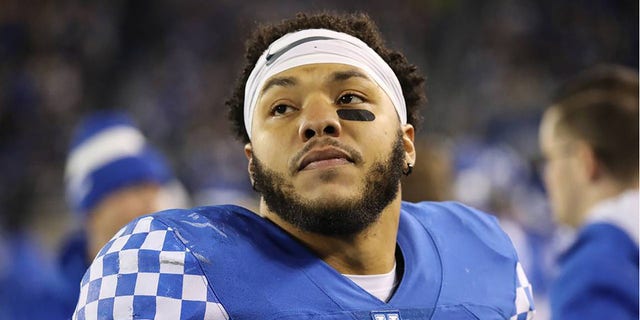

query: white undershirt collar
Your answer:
[343,263,398,302]
[586,189,639,246]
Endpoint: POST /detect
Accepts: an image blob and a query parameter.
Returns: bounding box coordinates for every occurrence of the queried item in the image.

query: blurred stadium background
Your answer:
[0,1,637,318]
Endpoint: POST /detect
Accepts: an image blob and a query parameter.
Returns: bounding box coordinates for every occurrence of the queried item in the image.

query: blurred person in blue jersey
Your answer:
[539,65,638,320]
[73,12,535,319]
[58,110,189,317]
[0,181,68,320]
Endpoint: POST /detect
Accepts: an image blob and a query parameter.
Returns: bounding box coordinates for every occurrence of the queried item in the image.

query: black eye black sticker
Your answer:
[337,109,376,121]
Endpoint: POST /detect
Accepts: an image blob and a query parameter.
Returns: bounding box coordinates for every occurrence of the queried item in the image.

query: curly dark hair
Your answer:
[226,12,426,143]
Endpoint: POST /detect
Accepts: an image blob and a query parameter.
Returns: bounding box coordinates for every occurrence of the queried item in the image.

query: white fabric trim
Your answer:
[343,263,397,302]
[586,189,639,246]
[64,126,146,199]
[510,262,535,319]
[244,29,406,139]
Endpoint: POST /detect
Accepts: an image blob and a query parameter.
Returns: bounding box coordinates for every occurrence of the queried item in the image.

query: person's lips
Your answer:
[298,147,354,171]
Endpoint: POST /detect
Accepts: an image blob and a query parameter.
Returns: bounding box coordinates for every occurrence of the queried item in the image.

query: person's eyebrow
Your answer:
[261,76,297,95]
[331,70,371,82]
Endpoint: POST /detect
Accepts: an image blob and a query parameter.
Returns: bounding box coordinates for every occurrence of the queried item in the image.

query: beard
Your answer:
[251,131,405,237]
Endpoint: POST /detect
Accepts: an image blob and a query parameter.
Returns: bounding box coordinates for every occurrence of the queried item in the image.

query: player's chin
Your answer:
[299,185,362,203]
[298,174,361,192]
[296,164,360,181]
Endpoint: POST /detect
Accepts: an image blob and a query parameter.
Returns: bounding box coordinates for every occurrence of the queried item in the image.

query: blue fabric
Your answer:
[74,201,533,319]
[57,231,91,318]
[0,232,69,320]
[74,216,225,320]
[551,223,639,320]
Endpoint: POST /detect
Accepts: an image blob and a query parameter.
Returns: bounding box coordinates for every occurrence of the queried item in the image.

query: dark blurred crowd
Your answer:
[0,0,636,318]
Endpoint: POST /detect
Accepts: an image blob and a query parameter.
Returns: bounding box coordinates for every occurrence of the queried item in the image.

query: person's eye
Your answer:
[337,93,365,105]
[271,104,295,116]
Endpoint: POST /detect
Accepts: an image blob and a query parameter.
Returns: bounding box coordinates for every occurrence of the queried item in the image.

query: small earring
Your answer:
[403,163,413,176]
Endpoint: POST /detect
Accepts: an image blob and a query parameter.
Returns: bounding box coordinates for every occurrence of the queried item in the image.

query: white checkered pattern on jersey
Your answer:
[73,216,229,320]
[510,262,535,320]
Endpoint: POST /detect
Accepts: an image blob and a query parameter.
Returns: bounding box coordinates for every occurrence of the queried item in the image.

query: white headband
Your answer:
[243,28,406,139]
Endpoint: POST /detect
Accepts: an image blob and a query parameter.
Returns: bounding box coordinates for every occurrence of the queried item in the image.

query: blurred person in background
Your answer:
[539,64,638,319]
[57,110,190,316]
[0,180,68,320]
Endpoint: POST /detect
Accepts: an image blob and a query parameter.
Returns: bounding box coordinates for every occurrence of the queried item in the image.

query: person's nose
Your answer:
[298,95,342,142]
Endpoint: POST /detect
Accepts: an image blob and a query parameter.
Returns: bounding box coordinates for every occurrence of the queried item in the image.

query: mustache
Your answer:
[289,138,363,175]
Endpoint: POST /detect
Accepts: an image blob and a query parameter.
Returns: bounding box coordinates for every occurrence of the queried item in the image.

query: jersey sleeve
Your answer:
[72,216,229,320]
[510,262,535,320]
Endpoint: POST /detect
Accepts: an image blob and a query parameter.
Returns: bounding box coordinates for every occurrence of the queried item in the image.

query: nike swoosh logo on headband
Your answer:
[266,36,334,66]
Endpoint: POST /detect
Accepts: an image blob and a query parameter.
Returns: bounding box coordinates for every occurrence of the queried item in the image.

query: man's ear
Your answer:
[401,124,416,165]
[244,143,255,185]
[576,140,601,182]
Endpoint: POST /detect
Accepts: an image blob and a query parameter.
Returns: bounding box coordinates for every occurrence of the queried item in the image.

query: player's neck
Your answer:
[577,178,638,227]
[263,197,401,275]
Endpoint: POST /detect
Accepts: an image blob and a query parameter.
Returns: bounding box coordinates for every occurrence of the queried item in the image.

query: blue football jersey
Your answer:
[73,201,534,319]
[550,223,639,320]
